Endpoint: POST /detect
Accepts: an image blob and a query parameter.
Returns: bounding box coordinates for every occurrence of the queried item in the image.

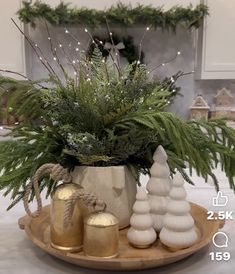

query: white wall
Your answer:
[45,0,199,9]
[0,0,199,77]
[0,0,25,77]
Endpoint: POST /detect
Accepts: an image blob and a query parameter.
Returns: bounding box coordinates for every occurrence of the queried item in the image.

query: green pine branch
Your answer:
[18,1,208,30]
[1,46,235,210]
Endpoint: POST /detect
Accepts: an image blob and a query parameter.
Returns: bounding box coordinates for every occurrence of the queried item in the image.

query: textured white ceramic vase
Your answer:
[127,187,157,248]
[146,145,172,232]
[159,172,198,249]
[71,165,137,229]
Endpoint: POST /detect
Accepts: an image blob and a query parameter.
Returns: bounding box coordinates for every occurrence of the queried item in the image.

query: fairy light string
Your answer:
[44,21,69,81]
[8,18,194,93]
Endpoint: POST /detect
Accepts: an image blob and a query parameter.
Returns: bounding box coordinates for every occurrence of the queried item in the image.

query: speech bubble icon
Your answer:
[212,191,228,207]
[212,232,228,248]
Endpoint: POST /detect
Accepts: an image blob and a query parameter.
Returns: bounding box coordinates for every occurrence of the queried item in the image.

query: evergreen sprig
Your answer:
[18,1,208,30]
[0,47,235,210]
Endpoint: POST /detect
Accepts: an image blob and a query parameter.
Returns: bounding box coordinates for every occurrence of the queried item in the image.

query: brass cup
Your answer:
[84,211,119,258]
[50,183,88,252]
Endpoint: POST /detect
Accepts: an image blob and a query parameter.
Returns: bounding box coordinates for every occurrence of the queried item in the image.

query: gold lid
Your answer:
[84,211,119,227]
[51,183,81,201]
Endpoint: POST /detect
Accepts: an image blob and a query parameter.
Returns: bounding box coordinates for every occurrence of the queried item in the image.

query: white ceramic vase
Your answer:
[71,165,137,229]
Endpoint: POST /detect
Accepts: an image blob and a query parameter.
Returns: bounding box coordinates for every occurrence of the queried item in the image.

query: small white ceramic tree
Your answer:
[159,172,198,249]
[146,145,172,232]
[127,187,157,248]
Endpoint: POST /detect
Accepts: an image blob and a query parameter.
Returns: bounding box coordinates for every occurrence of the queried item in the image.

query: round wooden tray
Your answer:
[18,203,224,271]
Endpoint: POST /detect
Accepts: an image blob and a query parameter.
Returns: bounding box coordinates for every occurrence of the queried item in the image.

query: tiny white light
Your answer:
[167,101,171,104]
[48,37,51,40]
[53,57,57,61]
[92,40,95,43]
[65,29,69,34]
[102,59,105,63]
[147,71,150,74]
[161,88,164,91]
[115,52,118,56]
[59,44,62,48]
[77,41,81,45]
[192,70,195,73]
[162,63,165,66]
[74,71,77,75]
[39,57,43,60]
[85,28,88,32]
[173,89,176,92]
[99,40,103,44]
[75,47,79,51]
[87,77,91,81]
[137,60,140,64]
[72,60,76,64]
[109,32,112,36]
[35,43,38,47]
[146,26,150,31]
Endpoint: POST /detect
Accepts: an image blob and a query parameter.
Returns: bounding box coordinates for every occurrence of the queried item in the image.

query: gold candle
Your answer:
[84,211,119,258]
[50,183,88,252]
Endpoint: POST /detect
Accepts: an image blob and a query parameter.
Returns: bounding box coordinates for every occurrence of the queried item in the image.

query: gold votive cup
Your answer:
[84,211,119,258]
[50,183,88,252]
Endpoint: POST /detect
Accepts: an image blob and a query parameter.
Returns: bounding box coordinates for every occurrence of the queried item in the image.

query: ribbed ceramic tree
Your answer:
[159,172,198,249]
[146,145,172,232]
[127,187,157,248]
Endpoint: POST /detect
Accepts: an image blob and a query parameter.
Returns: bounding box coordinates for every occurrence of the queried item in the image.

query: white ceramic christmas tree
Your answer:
[146,145,172,232]
[159,172,198,250]
[127,187,157,248]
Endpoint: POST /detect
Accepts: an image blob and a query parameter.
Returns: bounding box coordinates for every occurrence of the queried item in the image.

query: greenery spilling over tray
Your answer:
[0,45,235,210]
[18,1,208,30]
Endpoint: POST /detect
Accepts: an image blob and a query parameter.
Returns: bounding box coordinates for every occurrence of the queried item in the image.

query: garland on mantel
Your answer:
[18,1,208,30]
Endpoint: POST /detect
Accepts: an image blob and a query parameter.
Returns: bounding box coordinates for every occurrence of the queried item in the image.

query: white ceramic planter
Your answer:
[71,165,137,229]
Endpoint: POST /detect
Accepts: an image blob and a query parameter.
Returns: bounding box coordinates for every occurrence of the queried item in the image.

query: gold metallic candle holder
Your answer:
[84,211,119,258]
[50,183,88,252]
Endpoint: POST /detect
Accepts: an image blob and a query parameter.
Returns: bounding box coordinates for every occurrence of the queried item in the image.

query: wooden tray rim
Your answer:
[18,203,225,269]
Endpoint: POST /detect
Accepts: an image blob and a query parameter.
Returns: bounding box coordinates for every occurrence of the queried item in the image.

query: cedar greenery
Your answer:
[18,1,208,30]
[1,47,235,210]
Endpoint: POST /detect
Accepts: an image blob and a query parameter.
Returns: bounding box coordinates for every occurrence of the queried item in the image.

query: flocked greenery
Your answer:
[18,1,208,30]
[1,47,235,210]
